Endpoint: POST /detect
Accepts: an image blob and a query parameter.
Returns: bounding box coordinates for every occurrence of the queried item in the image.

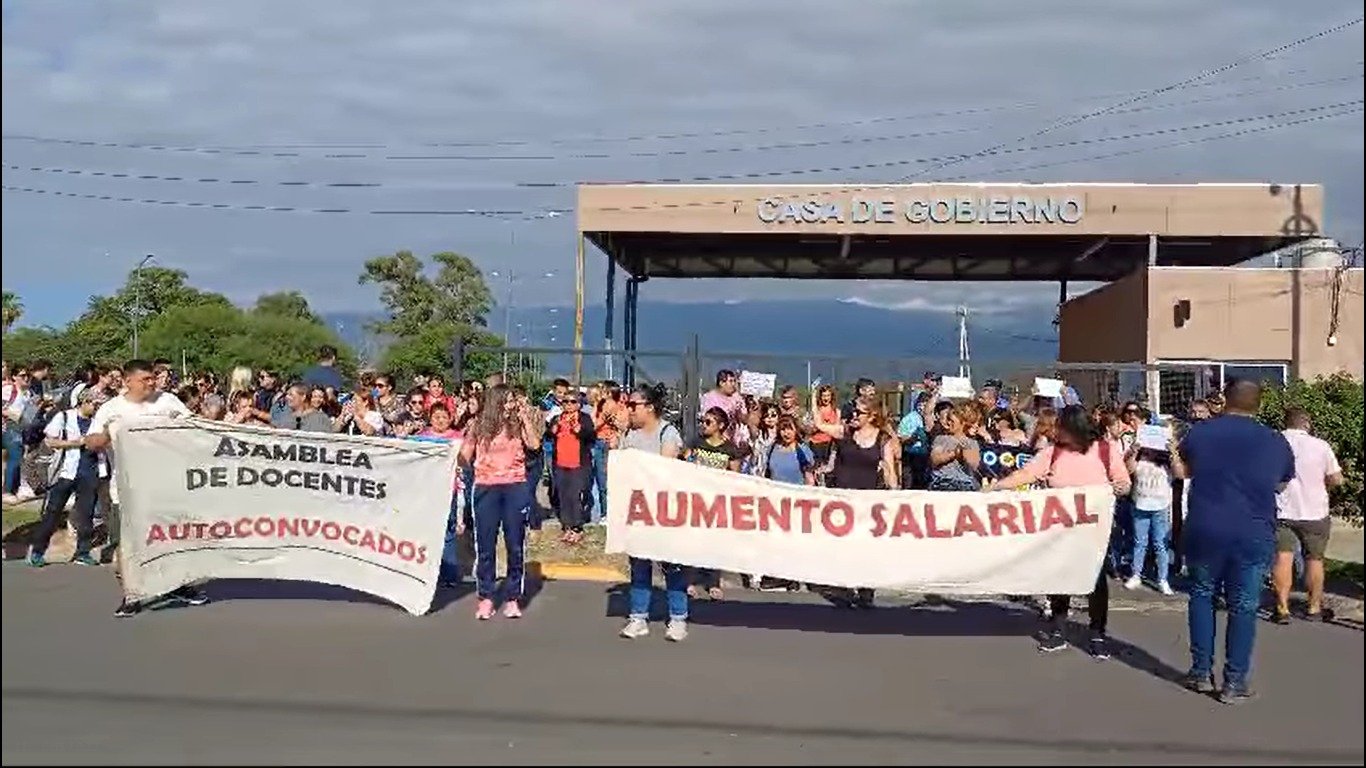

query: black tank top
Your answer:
[833,433,883,490]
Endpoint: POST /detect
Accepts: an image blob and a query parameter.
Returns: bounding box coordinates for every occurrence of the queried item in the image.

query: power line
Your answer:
[3,103,1356,218]
[3,71,1360,162]
[5,100,1357,195]
[0,164,381,189]
[946,103,1363,181]
[900,16,1364,181]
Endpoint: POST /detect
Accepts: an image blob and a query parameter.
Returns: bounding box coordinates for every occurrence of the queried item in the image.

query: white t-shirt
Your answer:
[44,408,108,481]
[90,392,192,503]
[1131,459,1174,511]
[2,382,31,423]
[1277,428,1342,521]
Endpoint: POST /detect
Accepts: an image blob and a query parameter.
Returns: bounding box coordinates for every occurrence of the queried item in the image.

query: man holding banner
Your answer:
[82,359,203,618]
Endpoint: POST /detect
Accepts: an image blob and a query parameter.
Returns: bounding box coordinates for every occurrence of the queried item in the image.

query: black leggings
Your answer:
[1048,571,1109,634]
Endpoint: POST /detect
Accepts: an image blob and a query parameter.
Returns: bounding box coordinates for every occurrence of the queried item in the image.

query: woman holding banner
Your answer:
[460,384,542,621]
[813,397,898,609]
[618,383,689,642]
[989,406,1131,659]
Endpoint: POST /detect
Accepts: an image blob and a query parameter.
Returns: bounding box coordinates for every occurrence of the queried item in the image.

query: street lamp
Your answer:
[132,254,155,357]
[489,269,557,376]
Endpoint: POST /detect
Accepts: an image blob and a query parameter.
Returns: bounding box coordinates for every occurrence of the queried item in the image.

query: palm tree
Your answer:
[1,291,21,333]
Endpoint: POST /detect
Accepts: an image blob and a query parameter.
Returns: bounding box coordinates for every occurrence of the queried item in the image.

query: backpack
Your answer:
[21,403,62,448]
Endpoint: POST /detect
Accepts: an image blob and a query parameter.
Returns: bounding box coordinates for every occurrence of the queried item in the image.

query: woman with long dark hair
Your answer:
[685,406,745,599]
[459,384,542,621]
[990,405,1131,659]
[813,396,898,608]
[617,383,688,641]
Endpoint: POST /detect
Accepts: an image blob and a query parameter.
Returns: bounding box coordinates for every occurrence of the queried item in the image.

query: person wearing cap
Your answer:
[27,386,108,567]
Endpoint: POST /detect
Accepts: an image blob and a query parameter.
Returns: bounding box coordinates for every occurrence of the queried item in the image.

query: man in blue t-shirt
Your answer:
[1174,379,1294,703]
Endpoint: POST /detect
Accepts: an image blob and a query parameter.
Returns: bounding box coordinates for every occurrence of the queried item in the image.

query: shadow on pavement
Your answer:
[605,587,1187,689]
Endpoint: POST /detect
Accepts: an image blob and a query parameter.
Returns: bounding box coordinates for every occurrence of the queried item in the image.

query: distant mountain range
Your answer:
[323,299,1060,384]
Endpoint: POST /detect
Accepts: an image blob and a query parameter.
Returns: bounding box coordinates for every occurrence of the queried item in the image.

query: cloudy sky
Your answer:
[2,0,1362,328]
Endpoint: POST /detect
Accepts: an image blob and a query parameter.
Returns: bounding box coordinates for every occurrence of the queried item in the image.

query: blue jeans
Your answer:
[1131,507,1172,582]
[1186,548,1271,688]
[589,439,610,524]
[628,558,689,620]
[1107,497,1134,573]
[438,488,462,585]
[2,426,22,495]
[471,483,530,602]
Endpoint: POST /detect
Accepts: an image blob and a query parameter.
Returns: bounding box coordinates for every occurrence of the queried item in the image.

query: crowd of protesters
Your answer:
[1,353,1347,702]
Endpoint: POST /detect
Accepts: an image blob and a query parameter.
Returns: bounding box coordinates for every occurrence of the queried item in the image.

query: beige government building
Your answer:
[574,182,1361,409]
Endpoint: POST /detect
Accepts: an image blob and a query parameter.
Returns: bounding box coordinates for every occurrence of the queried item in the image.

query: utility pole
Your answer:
[956,305,972,382]
[132,254,155,358]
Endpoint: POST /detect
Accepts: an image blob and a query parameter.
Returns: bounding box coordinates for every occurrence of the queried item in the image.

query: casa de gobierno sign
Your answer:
[756,195,1084,225]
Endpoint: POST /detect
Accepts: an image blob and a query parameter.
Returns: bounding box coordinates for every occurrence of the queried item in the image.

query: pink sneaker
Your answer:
[475,598,495,620]
[502,600,523,619]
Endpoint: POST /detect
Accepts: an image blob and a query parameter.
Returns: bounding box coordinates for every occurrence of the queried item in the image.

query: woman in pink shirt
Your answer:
[992,405,1131,660]
[459,385,542,620]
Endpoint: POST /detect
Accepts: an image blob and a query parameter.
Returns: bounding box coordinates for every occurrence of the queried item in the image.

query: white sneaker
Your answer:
[1123,575,1142,590]
[619,617,650,639]
[15,485,36,502]
[1157,580,1175,596]
[664,618,688,642]
[2,493,18,505]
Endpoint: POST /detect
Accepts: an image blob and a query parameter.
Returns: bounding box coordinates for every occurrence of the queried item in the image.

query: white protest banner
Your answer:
[1136,424,1172,451]
[115,417,458,616]
[939,375,974,400]
[607,449,1113,594]
[738,370,777,398]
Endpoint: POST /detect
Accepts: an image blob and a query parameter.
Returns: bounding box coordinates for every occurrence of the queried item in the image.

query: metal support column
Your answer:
[604,257,617,382]
[1147,234,1159,266]
[1145,234,1161,409]
[623,277,638,388]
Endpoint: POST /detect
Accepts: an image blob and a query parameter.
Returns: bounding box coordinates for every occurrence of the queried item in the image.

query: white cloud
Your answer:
[1,0,1362,328]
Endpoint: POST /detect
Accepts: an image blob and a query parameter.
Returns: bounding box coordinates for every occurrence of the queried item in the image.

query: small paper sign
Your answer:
[1137,424,1172,451]
[939,376,974,399]
[738,370,777,398]
[1033,378,1064,398]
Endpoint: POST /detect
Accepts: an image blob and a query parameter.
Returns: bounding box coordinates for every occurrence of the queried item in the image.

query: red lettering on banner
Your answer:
[1019,500,1038,534]
[145,524,167,545]
[321,522,342,540]
[277,517,299,537]
[191,522,210,538]
[658,491,685,527]
[953,505,989,538]
[794,498,820,533]
[342,525,361,545]
[691,493,728,528]
[378,533,398,555]
[731,495,757,531]
[821,502,855,537]
[1038,495,1075,531]
[1073,492,1098,525]
[415,546,428,565]
[987,502,1021,536]
[168,523,189,541]
[891,504,925,538]
[254,518,275,537]
[626,491,655,526]
[234,518,254,538]
[359,530,377,550]
[758,497,791,532]
[397,541,416,561]
[300,519,322,537]
[923,504,952,538]
[869,504,889,537]
[209,521,233,539]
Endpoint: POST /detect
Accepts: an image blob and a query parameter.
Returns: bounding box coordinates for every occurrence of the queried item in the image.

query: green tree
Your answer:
[139,302,354,382]
[253,291,320,323]
[2,291,22,333]
[359,250,492,337]
[1,326,63,366]
[380,324,502,386]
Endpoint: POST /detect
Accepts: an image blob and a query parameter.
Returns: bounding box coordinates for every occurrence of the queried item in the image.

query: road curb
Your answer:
[531,561,627,583]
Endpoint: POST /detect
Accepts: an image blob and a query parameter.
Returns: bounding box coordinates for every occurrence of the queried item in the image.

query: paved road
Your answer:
[2,565,1362,765]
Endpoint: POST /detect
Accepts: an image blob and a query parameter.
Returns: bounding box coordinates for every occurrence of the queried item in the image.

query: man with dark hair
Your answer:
[83,359,203,617]
[272,383,334,433]
[1271,407,1344,624]
[27,359,52,399]
[302,345,345,392]
[1175,379,1295,703]
[701,369,747,444]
